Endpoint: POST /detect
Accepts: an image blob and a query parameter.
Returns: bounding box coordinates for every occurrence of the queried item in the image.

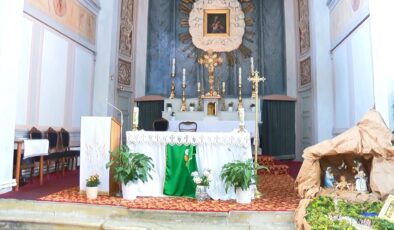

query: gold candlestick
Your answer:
[169,73,175,99]
[221,85,226,111]
[248,70,266,199]
[197,88,202,111]
[180,82,187,112]
[237,84,243,111]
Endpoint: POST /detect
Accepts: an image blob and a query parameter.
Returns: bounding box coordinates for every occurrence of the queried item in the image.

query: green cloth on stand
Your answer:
[163,144,197,198]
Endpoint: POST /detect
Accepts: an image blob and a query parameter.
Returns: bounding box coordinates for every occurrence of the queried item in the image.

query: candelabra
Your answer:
[169,72,175,99]
[237,84,243,111]
[197,88,202,111]
[180,82,187,112]
[248,70,266,199]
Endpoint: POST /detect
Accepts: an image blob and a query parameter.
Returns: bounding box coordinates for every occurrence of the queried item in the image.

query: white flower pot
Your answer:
[235,187,251,204]
[86,186,98,199]
[122,181,137,200]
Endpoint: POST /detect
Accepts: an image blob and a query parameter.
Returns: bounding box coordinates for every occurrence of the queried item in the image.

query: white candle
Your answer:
[182,68,186,84]
[239,108,245,126]
[172,58,175,75]
[250,57,254,72]
[198,82,201,91]
[222,81,225,89]
[132,107,139,126]
[238,67,242,86]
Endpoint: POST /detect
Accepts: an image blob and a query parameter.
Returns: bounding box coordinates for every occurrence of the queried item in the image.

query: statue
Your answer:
[336,176,352,191]
[353,159,368,193]
[324,167,335,188]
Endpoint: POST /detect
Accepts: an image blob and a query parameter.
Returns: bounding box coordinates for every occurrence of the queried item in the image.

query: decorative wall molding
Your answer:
[24,0,97,49]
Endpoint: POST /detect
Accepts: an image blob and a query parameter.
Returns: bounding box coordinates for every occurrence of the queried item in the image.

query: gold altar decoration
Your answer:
[169,72,175,99]
[248,70,266,198]
[198,50,222,97]
[180,81,187,112]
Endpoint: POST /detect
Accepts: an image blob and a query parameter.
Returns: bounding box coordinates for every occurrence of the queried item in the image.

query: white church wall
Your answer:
[330,2,374,133]
[0,0,24,193]
[15,15,95,133]
[310,0,334,142]
[369,1,394,130]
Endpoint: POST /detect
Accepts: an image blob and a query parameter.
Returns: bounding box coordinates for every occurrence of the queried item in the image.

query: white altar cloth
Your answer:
[168,120,255,137]
[126,130,252,200]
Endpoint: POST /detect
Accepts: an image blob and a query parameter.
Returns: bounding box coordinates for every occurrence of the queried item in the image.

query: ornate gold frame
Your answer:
[203,9,230,37]
[379,194,394,223]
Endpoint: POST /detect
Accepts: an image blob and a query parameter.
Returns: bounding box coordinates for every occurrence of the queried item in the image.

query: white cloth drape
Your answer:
[23,139,49,159]
[126,131,252,200]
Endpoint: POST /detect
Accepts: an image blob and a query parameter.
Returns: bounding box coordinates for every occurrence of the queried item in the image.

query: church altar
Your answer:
[126,130,252,200]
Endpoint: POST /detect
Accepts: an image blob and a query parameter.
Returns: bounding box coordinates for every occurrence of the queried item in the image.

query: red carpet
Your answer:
[39,174,300,212]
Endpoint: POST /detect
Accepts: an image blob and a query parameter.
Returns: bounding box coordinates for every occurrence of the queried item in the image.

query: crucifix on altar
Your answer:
[198,49,222,97]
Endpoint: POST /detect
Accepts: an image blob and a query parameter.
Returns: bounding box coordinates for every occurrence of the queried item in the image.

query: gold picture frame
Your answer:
[203,9,230,37]
[379,195,394,223]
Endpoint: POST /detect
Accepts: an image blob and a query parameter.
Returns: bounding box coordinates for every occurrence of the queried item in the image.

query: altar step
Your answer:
[255,156,290,176]
[0,199,296,230]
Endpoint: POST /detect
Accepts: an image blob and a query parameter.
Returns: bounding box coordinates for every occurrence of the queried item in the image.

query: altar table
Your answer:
[167,120,255,137]
[126,130,252,200]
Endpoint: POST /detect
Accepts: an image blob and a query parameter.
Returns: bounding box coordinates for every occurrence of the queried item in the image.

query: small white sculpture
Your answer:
[353,159,368,193]
[324,167,335,188]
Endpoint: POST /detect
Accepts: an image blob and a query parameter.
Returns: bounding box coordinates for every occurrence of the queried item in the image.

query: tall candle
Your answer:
[172,58,175,75]
[198,82,201,91]
[250,57,254,72]
[182,68,186,84]
[239,108,245,126]
[132,107,139,126]
[238,67,242,86]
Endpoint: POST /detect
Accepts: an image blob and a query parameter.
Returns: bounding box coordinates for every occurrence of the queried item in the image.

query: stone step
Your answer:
[0,199,295,230]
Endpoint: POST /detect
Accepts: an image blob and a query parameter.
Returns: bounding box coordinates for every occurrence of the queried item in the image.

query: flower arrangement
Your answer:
[191,169,212,187]
[86,174,100,187]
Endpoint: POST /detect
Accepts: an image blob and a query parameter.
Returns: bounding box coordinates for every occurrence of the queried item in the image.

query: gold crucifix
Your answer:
[198,49,222,96]
[247,70,266,198]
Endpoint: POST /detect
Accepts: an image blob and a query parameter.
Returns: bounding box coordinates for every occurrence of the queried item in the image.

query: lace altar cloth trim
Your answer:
[126,131,251,148]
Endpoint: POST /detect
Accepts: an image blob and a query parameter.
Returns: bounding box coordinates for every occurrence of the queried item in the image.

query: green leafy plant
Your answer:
[106,145,154,185]
[86,174,100,187]
[220,159,268,192]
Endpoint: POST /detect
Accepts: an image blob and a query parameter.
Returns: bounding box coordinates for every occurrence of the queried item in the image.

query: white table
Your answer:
[126,130,252,200]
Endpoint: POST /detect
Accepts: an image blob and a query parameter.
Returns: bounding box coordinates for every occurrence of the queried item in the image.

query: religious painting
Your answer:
[379,195,394,223]
[203,9,230,37]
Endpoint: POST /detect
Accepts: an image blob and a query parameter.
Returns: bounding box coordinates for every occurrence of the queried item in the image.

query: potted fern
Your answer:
[220,159,267,204]
[106,145,154,200]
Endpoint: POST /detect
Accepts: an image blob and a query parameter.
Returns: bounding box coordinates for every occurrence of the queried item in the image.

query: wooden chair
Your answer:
[153,118,169,131]
[59,128,80,171]
[178,121,197,132]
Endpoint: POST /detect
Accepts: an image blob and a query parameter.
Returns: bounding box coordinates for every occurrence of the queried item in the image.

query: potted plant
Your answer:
[191,169,212,201]
[189,102,195,112]
[86,174,100,199]
[250,103,256,112]
[106,145,154,200]
[166,103,172,112]
[228,102,234,112]
[220,159,268,204]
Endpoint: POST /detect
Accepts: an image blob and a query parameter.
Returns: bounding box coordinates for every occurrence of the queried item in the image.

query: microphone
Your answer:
[107,101,123,145]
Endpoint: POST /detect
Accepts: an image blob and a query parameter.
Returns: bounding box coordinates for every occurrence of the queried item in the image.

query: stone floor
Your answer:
[0,199,295,230]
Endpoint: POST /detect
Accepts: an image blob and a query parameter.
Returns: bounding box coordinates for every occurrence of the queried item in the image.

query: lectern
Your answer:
[80,117,120,195]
